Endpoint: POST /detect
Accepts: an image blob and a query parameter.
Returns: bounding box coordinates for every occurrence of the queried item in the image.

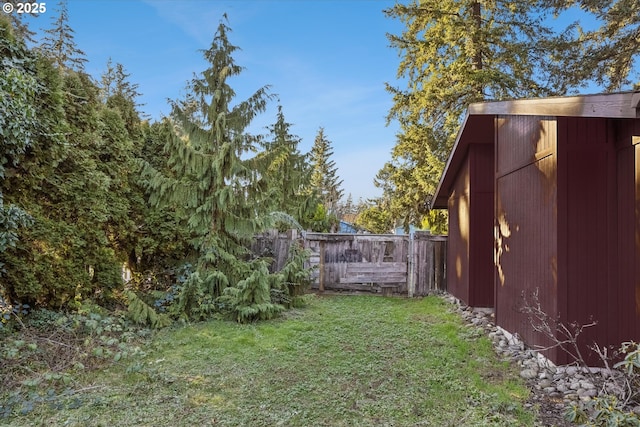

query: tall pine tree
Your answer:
[139,17,285,321]
[39,0,87,72]
[379,0,580,232]
[95,62,145,278]
[256,105,315,229]
[309,127,343,216]
[549,0,640,90]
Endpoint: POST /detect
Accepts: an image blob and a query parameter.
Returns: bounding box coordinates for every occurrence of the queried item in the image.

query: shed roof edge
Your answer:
[431,111,471,209]
[430,91,640,211]
[468,91,640,119]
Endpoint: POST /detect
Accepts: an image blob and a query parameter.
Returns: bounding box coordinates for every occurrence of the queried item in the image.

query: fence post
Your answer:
[319,239,325,292]
[407,236,414,297]
[411,231,426,296]
[424,233,436,293]
[409,234,420,298]
[433,236,447,291]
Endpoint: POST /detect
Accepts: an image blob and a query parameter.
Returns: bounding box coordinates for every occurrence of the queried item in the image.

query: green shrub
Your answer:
[566,341,640,426]
[217,261,284,323]
[1,306,152,418]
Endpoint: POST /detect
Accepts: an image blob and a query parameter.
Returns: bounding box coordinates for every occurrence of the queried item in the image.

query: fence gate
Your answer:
[252,230,447,297]
[305,233,409,296]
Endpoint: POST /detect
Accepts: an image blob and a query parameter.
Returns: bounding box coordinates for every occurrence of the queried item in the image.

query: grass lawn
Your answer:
[3,295,537,426]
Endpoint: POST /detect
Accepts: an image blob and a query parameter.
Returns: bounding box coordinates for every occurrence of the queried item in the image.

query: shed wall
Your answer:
[495,116,640,365]
[469,144,495,307]
[495,116,559,361]
[557,117,616,365]
[439,98,640,366]
[611,120,640,347]
[447,153,471,304]
[446,144,495,307]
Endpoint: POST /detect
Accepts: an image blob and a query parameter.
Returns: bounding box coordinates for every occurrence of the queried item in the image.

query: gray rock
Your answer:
[564,366,579,376]
[538,379,553,388]
[579,380,595,390]
[569,382,582,390]
[520,369,538,380]
[577,388,597,398]
[440,292,627,422]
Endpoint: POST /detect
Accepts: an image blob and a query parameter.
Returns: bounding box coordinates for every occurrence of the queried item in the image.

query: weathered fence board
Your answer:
[340,262,407,284]
[251,230,447,296]
[304,233,409,294]
[251,229,301,272]
[413,231,447,296]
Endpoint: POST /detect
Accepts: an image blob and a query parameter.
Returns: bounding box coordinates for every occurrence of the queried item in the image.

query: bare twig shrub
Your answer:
[520,288,598,367]
[519,289,640,426]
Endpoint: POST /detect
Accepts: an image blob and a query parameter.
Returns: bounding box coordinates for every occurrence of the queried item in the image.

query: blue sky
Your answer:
[24,0,405,202]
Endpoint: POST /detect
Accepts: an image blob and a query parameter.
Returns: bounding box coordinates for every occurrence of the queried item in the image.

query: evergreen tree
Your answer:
[99,60,144,141]
[1,1,37,42]
[130,120,195,277]
[0,18,36,278]
[380,0,579,232]
[1,14,126,306]
[100,58,142,105]
[337,193,355,219]
[256,105,315,229]
[549,0,640,90]
[139,17,284,321]
[355,198,395,234]
[100,57,116,101]
[95,100,138,274]
[39,0,87,71]
[309,127,344,216]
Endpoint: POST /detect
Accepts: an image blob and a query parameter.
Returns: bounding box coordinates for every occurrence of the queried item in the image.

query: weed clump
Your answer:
[0,306,151,419]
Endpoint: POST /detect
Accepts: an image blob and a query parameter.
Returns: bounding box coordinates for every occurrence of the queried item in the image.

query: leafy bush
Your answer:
[567,395,640,426]
[277,240,314,308]
[217,261,284,323]
[0,307,151,418]
[0,294,29,330]
[125,290,171,329]
[565,342,640,426]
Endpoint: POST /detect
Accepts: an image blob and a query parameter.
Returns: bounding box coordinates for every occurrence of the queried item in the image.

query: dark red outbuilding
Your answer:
[433,92,640,365]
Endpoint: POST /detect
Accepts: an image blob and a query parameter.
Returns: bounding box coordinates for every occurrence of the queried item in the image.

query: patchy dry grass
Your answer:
[2,295,536,426]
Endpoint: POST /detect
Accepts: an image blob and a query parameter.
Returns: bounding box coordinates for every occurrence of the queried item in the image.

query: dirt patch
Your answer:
[527,389,572,427]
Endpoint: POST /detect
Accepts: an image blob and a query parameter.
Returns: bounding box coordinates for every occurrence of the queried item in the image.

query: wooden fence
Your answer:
[252,230,447,297]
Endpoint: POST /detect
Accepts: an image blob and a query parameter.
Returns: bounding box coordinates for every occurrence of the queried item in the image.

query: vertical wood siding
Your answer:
[495,116,559,361]
[557,117,615,365]
[494,116,640,365]
[470,144,495,307]
[446,143,495,307]
[635,139,640,337]
[610,120,640,352]
[614,130,636,348]
[447,153,471,303]
[442,109,640,366]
